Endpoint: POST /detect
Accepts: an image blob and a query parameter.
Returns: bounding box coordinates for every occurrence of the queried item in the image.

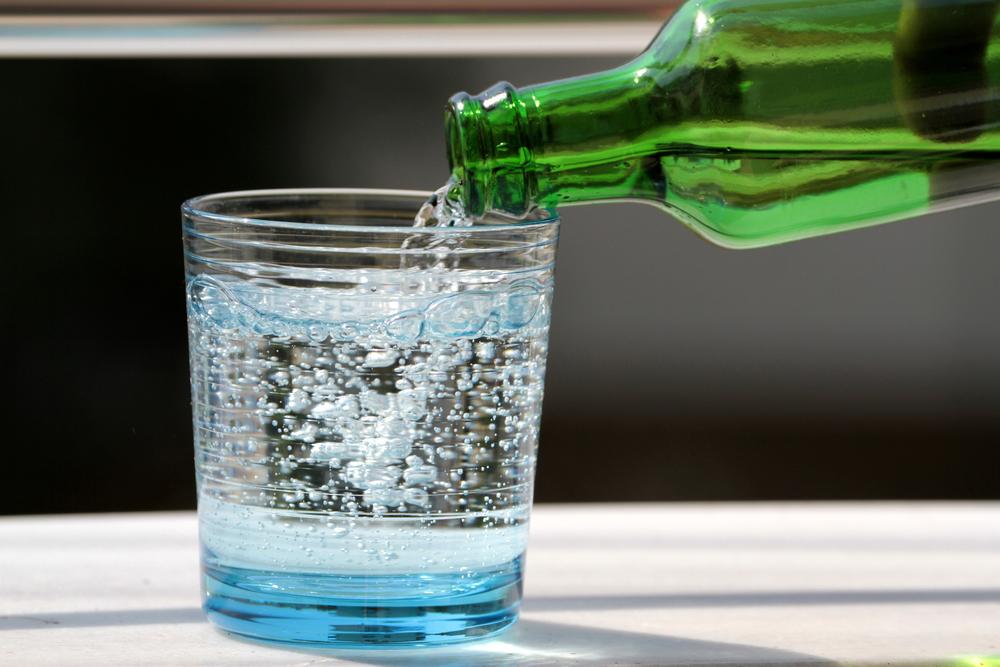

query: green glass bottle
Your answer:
[445,0,1000,247]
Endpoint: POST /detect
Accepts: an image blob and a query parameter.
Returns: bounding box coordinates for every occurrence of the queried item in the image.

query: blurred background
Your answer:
[3,7,999,515]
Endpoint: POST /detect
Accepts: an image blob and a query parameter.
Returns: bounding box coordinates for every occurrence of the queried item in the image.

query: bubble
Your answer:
[426,292,493,338]
[344,461,401,489]
[291,374,315,388]
[403,488,431,507]
[285,389,310,413]
[188,276,240,329]
[269,371,291,387]
[310,441,364,461]
[403,464,438,485]
[377,415,409,439]
[343,461,368,487]
[474,341,497,362]
[436,447,458,461]
[364,487,404,508]
[384,311,424,343]
[396,388,428,421]
[282,490,305,503]
[311,394,360,421]
[364,350,399,368]
[504,282,542,328]
[289,422,318,443]
[307,323,328,342]
[271,319,290,338]
[363,436,412,460]
[360,391,391,415]
[334,395,362,419]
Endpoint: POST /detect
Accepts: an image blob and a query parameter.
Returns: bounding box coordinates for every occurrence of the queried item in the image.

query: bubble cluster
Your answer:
[188,271,552,573]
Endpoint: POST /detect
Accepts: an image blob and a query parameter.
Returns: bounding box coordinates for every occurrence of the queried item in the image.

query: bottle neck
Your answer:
[446,62,658,218]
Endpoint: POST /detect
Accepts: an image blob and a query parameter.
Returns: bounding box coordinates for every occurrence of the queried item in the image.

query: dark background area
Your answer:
[4,57,998,515]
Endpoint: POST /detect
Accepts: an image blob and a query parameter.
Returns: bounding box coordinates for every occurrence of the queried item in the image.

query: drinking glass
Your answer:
[181,189,559,647]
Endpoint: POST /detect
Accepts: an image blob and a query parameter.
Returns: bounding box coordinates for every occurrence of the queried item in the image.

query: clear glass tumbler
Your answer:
[181,189,559,647]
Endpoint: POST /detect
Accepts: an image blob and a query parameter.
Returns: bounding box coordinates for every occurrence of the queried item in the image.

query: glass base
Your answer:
[201,556,524,648]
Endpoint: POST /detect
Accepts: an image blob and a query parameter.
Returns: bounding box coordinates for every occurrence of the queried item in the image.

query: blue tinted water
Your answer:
[202,552,524,647]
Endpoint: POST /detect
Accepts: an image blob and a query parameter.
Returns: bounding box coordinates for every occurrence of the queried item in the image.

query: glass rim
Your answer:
[182,188,559,234]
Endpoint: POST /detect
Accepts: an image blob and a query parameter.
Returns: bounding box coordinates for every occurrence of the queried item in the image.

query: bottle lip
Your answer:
[445,91,487,217]
[445,92,470,174]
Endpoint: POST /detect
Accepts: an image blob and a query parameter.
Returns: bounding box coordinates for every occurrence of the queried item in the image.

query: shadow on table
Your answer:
[0,607,203,630]
[304,618,835,666]
[523,587,1000,612]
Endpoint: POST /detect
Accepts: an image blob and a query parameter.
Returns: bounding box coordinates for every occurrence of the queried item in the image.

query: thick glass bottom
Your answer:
[201,554,524,648]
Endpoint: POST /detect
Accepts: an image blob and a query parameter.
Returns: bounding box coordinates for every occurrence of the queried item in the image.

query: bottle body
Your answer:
[446,0,1000,247]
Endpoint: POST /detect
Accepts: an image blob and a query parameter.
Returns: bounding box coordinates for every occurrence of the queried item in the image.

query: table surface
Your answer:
[2,503,999,666]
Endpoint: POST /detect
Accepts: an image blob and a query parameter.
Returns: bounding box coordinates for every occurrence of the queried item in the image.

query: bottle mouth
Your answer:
[445,93,468,174]
[445,91,487,217]
[445,82,534,219]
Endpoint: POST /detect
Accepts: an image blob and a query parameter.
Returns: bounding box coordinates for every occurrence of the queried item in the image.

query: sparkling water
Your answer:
[413,179,468,228]
[187,260,552,646]
[413,178,532,229]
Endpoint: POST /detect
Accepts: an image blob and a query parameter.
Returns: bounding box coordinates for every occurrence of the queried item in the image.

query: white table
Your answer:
[2,503,998,666]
